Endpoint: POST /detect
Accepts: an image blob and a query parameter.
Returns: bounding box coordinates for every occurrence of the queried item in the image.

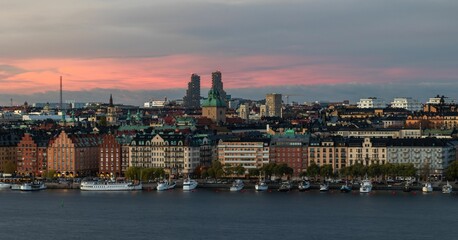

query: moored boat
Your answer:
[80,181,142,191]
[442,181,452,194]
[156,180,176,191]
[298,180,310,191]
[20,181,47,191]
[340,181,352,193]
[422,182,433,193]
[0,182,12,189]
[255,180,268,191]
[278,181,292,192]
[403,182,412,192]
[319,182,329,192]
[230,179,244,192]
[183,178,198,191]
[359,179,372,193]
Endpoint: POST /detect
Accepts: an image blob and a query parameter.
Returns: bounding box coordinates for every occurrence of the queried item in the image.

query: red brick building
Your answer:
[269,133,308,177]
[16,133,50,177]
[99,133,133,178]
[47,131,100,177]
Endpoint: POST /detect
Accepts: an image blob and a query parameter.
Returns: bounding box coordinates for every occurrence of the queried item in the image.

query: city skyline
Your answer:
[1,0,458,105]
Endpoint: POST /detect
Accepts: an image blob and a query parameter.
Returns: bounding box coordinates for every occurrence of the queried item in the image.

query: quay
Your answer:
[42,180,454,192]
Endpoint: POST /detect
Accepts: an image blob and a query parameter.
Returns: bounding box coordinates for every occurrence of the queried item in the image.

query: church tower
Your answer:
[202,87,226,124]
[107,94,118,126]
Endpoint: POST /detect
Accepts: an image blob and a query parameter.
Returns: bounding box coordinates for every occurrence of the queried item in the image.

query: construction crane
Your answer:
[283,94,305,105]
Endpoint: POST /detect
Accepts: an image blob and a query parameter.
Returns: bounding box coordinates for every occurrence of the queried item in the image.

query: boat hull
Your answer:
[80,182,142,191]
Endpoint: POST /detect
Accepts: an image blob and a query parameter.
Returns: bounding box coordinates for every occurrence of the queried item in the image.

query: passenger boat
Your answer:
[230,179,244,192]
[319,182,329,192]
[0,182,12,189]
[80,181,142,191]
[278,181,292,192]
[422,182,433,193]
[20,181,47,191]
[156,180,176,191]
[340,181,352,193]
[359,178,372,193]
[182,178,198,191]
[298,180,310,191]
[442,181,452,194]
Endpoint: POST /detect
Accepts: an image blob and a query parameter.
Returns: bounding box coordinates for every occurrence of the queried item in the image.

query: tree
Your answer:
[234,165,246,176]
[367,164,382,178]
[306,161,320,179]
[445,160,458,181]
[248,168,260,177]
[125,166,141,180]
[320,164,334,178]
[43,170,56,179]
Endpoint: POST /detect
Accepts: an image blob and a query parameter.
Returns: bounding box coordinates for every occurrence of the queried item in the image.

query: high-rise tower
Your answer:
[211,71,226,102]
[265,93,282,117]
[183,74,201,109]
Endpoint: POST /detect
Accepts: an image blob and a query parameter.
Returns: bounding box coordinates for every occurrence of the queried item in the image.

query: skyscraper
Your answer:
[183,74,201,109]
[265,93,282,117]
[211,71,226,102]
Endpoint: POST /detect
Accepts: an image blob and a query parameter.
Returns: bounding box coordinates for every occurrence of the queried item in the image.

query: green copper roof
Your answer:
[202,88,226,107]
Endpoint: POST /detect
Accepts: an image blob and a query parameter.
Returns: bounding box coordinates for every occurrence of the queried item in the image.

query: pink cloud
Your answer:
[1,55,456,94]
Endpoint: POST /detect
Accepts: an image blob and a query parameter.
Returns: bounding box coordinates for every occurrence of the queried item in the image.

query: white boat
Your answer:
[183,178,198,191]
[80,181,142,191]
[319,182,329,191]
[298,180,311,191]
[0,182,12,189]
[359,179,372,193]
[422,182,433,193]
[156,180,176,191]
[340,181,352,193]
[230,179,244,192]
[278,181,292,192]
[442,181,452,194]
[20,182,47,191]
[255,180,268,191]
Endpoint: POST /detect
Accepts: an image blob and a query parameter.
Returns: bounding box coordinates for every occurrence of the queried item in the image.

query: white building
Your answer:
[217,139,270,170]
[357,97,386,108]
[391,97,422,112]
[427,95,456,105]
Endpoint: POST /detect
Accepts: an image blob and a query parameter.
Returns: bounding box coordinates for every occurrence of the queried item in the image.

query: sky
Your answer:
[1,0,458,106]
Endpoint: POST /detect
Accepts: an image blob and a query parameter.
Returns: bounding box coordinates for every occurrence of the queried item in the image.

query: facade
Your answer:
[335,128,421,139]
[391,97,422,112]
[99,133,123,178]
[386,138,456,178]
[357,97,386,109]
[217,139,270,170]
[201,87,227,124]
[47,131,100,177]
[308,137,348,172]
[270,133,308,176]
[238,103,249,121]
[265,93,282,117]
[16,133,50,177]
[346,138,387,167]
[0,133,21,174]
[183,74,201,109]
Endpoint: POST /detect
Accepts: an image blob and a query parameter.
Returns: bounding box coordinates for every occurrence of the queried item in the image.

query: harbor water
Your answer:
[1,189,457,240]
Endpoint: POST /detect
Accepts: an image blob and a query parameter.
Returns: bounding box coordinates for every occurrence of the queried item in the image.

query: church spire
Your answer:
[109,94,114,107]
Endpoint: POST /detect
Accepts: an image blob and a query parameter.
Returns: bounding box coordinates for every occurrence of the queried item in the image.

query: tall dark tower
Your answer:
[60,76,63,110]
[211,71,226,102]
[183,73,201,109]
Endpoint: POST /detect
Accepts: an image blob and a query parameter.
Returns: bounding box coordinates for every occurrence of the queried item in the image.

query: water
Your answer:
[1,189,457,240]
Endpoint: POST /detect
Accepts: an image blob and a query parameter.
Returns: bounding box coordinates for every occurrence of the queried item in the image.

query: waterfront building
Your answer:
[217,138,270,171]
[201,87,227,124]
[265,93,282,117]
[0,133,21,174]
[270,131,308,176]
[47,131,100,177]
[386,138,456,178]
[129,134,154,169]
[391,97,422,112]
[357,97,386,109]
[211,71,226,102]
[99,133,127,178]
[346,138,388,166]
[308,137,348,172]
[335,128,421,139]
[183,74,201,109]
[16,132,50,177]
